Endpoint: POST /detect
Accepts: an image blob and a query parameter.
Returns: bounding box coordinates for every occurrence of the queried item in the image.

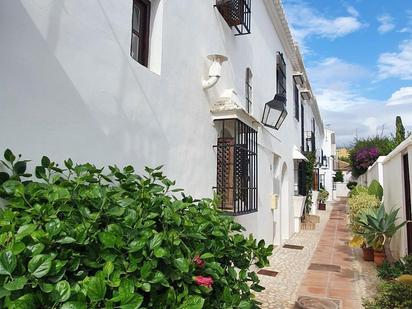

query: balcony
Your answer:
[216,0,251,35]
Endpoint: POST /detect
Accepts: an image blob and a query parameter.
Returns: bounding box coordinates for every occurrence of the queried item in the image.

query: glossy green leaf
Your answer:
[11,242,26,255]
[2,180,24,197]
[53,280,71,302]
[4,149,15,162]
[28,254,52,278]
[149,233,162,250]
[61,301,87,309]
[87,276,106,302]
[174,258,189,273]
[16,224,36,240]
[98,232,117,248]
[4,277,27,291]
[178,295,205,309]
[0,251,17,275]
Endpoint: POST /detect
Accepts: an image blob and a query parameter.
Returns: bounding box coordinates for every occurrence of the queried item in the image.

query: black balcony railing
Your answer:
[216,0,251,35]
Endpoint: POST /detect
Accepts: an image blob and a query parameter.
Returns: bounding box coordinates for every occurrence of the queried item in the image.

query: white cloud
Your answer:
[309,57,370,90]
[283,1,364,52]
[378,40,412,80]
[387,87,412,105]
[308,58,412,145]
[377,14,395,34]
[346,6,359,18]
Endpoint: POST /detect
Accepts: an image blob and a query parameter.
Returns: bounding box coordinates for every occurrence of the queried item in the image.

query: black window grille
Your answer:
[214,119,257,215]
[276,52,287,97]
[216,0,251,35]
[300,104,305,152]
[245,68,252,113]
[294,83,299,120]
[297,161,307,196]
[311,131,316,153]
[131,0,151,67]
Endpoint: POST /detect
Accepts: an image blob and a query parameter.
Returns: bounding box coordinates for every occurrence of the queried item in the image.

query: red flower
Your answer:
[193,255,205,268]
[194,276,214,288]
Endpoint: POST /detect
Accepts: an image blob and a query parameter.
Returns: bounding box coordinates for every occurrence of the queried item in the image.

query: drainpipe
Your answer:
[202,54,228,89]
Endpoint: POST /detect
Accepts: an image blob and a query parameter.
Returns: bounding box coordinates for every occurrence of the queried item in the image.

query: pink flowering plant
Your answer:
[353,147,380,175]
[0,149,272,309]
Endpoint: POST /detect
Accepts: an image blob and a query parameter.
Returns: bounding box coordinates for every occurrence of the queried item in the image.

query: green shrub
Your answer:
[378,256,412,280]
[317,189,329,203]
[348,185,368,198]
[363,281,412,309]
[346,181,358,191]
[378,261,405,280]
[0,149,273,309]
[368,180,384,201]
[348,192,380,235]
[333,171,344,183]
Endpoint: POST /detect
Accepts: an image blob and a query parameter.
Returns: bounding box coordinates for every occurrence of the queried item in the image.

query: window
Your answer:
[214,119,258,215]
[297,161,307,196]
[131,0,151,66]
[300,103,304,152]
[294,83,299,120]
[276,52,286,97]
[245,68,252,113]
[320,174,326,189]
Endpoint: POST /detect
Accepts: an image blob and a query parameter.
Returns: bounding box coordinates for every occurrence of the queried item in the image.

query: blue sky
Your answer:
[282,0,412,146]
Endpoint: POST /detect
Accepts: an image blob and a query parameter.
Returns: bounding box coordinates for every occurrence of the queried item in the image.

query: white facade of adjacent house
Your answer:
[319,129,336,201]
[0,0,326,245]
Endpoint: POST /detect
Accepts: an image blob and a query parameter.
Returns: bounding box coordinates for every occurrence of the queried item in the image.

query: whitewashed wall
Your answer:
[0,0,324,246]
[382,139,412,259]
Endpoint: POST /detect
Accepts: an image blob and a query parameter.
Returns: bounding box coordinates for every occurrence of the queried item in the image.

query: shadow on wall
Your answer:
[0,0,169,170]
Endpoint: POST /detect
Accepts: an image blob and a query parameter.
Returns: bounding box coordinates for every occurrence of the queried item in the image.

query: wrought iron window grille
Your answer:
[213,119,258,215]
[215,0,251,36]
[245,68,253,113]
[276,52,287,97]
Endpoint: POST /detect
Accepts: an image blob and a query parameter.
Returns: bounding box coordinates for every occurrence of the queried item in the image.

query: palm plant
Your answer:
[354,205,407,263]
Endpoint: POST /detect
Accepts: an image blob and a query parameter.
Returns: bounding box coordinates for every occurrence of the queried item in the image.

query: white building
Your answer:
[0,0,326,246]
[319,129,336,201]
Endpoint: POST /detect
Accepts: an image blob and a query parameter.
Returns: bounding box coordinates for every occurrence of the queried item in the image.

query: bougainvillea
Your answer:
[355,147,379,169]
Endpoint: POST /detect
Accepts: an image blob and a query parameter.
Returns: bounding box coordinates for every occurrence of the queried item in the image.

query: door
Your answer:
[403,154,412,254]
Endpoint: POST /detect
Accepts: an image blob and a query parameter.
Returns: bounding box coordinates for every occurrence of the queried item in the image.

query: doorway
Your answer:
[403,153,412,255]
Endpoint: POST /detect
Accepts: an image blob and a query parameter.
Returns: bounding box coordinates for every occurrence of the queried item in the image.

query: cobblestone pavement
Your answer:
[255,202,333,308]
[256,198,379,309]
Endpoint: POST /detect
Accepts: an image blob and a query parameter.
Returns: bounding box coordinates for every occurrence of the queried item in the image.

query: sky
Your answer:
[282,0,412,146]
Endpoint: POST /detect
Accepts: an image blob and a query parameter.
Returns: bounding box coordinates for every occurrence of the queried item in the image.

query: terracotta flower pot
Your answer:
[362,247,374,261]
[318,202,326,210]
[374,250,385,266]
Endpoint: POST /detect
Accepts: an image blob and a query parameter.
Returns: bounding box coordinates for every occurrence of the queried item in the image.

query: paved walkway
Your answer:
[256,201,333,308]
[296,198,362,308]
[257,198,378,308]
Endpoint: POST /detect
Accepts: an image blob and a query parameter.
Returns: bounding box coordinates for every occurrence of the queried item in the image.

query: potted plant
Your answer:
[349,235,374,261]
[355,205,407,266]
[317,189,329,210]
[348,191,380,261]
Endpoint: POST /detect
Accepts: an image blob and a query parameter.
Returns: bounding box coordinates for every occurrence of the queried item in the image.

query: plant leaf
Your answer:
[53,280,71,302]
[4,277,27,291]
[87,276,106,302]
[28,254,52,278]
[174,258,189,273]
[0,251,17,275]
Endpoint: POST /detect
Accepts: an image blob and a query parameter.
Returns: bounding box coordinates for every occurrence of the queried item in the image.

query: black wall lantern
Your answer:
[262,94,287,130]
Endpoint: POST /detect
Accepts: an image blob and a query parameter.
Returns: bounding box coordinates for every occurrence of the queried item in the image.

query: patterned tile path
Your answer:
[257,198,379,308]
[256,202,333,308]
[296,198,381,309]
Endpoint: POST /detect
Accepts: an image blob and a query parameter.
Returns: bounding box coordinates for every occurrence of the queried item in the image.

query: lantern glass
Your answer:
[261,94,287,130]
